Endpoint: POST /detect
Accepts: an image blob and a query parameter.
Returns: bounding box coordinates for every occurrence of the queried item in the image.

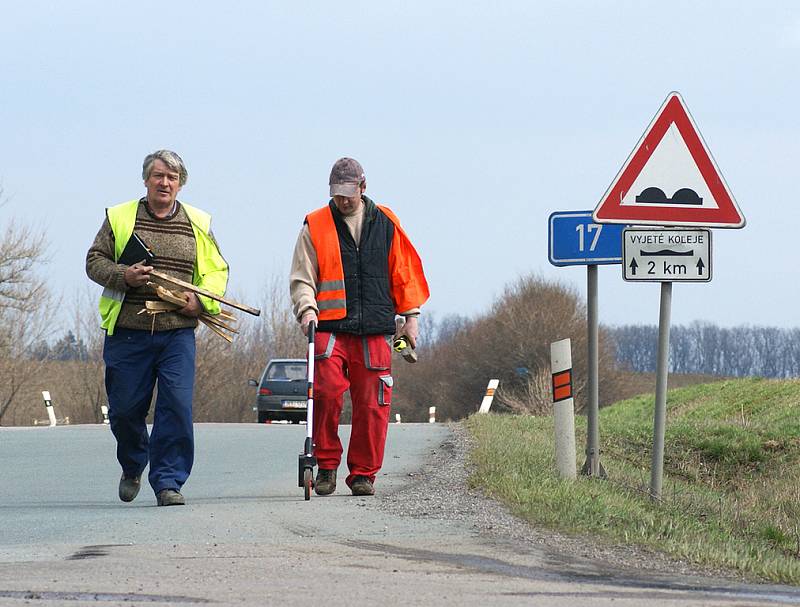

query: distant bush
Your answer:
[392,274,623,421]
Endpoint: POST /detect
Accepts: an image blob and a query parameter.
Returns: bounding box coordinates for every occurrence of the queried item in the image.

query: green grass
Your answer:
[465,377,800,583]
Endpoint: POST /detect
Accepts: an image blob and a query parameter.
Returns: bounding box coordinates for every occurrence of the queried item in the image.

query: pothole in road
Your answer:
[65,543,135,561]
[65,544,118,560]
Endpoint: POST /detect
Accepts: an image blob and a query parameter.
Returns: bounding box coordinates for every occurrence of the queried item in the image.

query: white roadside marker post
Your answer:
[41,391,57,427]
[395,413,401,424]
[428,406,436,423]
[550,339,577,479]
[101,404,110,424]
[477,379,500,414]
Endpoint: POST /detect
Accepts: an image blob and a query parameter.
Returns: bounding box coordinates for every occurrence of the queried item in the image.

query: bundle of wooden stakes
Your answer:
[135,270,261,342]
[138,282,239,343]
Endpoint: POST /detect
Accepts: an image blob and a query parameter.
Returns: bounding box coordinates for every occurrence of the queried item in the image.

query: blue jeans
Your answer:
[103,327,196,495]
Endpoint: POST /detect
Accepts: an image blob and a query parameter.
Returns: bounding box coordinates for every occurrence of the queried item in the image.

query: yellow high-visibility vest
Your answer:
[98,199,228,334]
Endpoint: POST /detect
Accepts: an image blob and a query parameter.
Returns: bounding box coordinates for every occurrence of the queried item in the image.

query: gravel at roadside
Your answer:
[373,421,747,583]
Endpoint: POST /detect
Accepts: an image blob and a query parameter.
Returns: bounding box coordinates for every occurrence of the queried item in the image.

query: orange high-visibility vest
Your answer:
[305,203,429,322]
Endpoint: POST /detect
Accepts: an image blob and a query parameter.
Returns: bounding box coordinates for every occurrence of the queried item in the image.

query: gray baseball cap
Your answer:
[329,157,365,197]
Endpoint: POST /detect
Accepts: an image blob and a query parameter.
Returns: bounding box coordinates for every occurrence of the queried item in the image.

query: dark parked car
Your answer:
[249,358,308,423]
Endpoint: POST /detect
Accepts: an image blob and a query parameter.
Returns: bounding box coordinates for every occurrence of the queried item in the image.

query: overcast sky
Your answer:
[1,1,798,334]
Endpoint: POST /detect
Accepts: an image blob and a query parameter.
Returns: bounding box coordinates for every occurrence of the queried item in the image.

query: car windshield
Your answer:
[266,362,307,381]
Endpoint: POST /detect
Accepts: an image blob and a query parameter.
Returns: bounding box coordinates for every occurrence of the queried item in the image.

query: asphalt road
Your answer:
[1,423,799,606]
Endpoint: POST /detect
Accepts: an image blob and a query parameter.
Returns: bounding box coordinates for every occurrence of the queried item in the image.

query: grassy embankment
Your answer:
[466,377,800,583]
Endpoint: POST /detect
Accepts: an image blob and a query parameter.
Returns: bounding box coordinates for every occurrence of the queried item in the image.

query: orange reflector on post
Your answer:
[486,388,495,396]
[552,370,573,402]
[553,370,571,387]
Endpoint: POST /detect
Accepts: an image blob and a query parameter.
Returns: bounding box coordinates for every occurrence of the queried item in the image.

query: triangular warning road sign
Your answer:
[593,92,745,228]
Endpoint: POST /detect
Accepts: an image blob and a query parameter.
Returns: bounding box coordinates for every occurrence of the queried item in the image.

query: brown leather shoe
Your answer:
[350,475,375,496]
[314,469,337,496]
[118,474,141,502]
[156,489,185,506]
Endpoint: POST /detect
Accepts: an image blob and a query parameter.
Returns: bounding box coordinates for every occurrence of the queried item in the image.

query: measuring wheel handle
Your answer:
[298,322,317,500]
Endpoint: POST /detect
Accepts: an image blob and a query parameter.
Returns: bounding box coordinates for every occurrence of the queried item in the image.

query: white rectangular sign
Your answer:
[623,228,712,282]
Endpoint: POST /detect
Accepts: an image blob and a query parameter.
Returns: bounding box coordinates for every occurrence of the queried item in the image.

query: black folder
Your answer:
[117,232,155,266]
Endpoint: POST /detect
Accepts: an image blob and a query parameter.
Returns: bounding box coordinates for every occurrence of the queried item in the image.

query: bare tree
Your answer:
[0,209,47,312]
[58,286,106,423]
[0,292,55,424]
[0,195,52,424]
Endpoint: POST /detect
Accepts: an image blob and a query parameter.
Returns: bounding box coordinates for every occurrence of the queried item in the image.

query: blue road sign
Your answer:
[548,211,625,266]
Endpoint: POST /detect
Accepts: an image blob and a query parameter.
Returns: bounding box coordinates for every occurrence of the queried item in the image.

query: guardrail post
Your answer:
[550,339,577,479]
[41,391,57,427]
[477,379,500,413]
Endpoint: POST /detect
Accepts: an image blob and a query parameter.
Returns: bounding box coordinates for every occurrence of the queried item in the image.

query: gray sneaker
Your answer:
[350,475,375,496]
[156,489,185,506]
[314,469,337,496]
[118,474,141,502]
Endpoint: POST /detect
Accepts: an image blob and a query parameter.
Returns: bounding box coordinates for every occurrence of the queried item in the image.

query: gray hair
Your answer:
[142,150,188,186]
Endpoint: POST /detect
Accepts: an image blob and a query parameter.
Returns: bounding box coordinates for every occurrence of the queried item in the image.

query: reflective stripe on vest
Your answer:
[306,207,347,320]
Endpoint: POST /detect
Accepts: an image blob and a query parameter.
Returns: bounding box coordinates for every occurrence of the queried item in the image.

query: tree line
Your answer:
[609,323,800,378]
[3,195,796,425]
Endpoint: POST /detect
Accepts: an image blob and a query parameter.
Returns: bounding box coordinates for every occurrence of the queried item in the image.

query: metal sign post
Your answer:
[650,282,672,500]
[621,227,712,500]
[548,211,622,478]
[584,264,605,478]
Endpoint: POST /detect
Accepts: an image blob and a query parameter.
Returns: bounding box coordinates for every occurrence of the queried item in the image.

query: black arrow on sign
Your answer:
[696,259,705,275]
[629,259,638,276]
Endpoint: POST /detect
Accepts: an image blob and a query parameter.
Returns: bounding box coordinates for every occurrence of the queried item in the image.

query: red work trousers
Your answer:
[312,331,393,488]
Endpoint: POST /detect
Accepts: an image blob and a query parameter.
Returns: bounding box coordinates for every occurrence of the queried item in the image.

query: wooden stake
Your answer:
[200,313,239,334]
[145,300,180,312]
[199,316,234,343]
[149,270,261,316]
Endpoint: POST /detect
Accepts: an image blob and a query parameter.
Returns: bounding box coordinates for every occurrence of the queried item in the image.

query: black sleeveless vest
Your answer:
[317,198,397,335]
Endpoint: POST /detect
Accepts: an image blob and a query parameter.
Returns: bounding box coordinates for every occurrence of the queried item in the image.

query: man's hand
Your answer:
[396,316,419,349]
[301,310,318,336]
[123,262,153,288]
[177,292,203,318]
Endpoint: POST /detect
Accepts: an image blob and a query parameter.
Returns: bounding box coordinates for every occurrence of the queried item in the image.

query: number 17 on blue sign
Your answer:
[548,211,625,266]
